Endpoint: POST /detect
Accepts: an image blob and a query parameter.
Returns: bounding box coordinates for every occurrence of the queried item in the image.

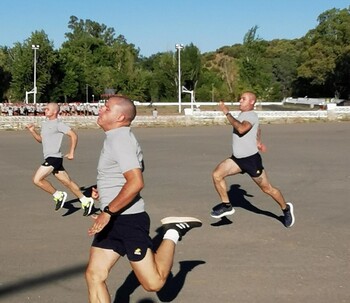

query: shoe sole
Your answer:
[285,202,295,227]
[161,217,202,225]
[60,192,68,209]
[210,208,235,219]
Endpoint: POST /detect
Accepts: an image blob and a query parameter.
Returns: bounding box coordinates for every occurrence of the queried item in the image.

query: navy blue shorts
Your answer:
[92,212,153,262]
[230,152,264,177]
[42,157,65,174]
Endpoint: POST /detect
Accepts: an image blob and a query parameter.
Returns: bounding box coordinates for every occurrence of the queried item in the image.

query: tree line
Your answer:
[0,7,349,104]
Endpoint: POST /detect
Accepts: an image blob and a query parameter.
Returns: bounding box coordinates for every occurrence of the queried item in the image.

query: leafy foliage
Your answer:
[1,8,350,103]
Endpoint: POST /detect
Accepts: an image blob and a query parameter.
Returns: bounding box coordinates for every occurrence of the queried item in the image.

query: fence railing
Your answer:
[1,107,350,130]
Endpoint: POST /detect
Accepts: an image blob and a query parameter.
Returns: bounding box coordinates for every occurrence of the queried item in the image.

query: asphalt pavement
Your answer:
[0,122,349,303]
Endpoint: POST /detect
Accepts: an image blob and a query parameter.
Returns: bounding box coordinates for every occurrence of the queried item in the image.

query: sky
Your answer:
[0,0,349,57]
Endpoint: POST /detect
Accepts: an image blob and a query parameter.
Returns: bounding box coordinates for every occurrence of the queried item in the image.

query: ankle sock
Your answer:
[79,196,89,204]
[53,191,61,198]
[163,229,180,244]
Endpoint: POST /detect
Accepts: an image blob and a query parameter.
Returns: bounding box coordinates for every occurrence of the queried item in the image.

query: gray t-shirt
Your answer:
[232,111,259,158]
[97,127,145,215]
[41,119,71,159]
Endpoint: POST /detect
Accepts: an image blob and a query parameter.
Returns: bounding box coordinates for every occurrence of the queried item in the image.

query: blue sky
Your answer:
[1,0,349,57]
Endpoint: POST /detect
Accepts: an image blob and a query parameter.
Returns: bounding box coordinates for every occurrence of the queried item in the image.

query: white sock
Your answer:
[53,191,61,198]
[79,196,88,204]
[163,229,180,244]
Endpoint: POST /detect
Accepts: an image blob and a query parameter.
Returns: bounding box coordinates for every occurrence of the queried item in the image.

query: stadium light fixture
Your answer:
[175,43,184,113]
[31,44,40,104]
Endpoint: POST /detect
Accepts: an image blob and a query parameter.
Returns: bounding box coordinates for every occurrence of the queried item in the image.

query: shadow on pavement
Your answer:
[114,227,205,303]
[0,264,87,299]
[228,184,283,224]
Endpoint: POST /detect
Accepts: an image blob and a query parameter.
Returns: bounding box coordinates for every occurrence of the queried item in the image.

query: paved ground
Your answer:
[0,122,349,303]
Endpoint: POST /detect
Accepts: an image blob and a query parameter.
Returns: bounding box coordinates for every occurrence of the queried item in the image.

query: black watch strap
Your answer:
[103,206,116,216]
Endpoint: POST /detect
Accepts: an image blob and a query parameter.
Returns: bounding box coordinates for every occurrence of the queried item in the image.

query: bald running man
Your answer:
[211,92,295,227]
[27,102,94,216]
[85,96,201,302]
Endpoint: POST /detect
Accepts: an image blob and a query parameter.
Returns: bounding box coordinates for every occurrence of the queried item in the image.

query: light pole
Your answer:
[175,43,184,113]
[31,44,40,104]
[86,84,89,103]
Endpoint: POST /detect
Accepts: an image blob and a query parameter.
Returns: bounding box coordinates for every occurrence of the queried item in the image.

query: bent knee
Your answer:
[141,278,166,292]
[33,176,42,186]
[85,266,108,284]
[212,170,223,182]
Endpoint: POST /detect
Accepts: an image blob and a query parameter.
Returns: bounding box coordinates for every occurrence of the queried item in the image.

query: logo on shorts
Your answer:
[256,170,260,175]
[134,248,142,255]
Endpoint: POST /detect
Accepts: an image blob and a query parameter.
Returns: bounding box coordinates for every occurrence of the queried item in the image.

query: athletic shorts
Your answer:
[230,152,264,177]
[42,157,65,174]
[92,212,153,262]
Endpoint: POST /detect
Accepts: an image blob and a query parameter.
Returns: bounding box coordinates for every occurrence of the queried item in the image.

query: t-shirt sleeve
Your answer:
[112,136,141,173]
[57,121,71,134]
[241,111,258,126]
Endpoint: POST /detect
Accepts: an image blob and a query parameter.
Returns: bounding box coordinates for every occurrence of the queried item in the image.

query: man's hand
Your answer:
[218,101,229,115]
[257,142,267,153]
[91,187,99,200]
[88,212,111,236]
[64,152,74,160]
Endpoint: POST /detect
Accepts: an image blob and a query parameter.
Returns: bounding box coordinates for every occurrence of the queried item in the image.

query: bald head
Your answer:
[44,102,60,119]
[243,92,257,103]
[239,91,257,112]
[47,102,59,113]
[108,96,136,124]
[97,96,137,131]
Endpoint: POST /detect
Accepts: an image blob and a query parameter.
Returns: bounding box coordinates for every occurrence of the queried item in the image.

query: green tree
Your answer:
[9,30,57,102]
[237,26,273,99]
[265,39,301,99]
[0,46,12,101]
[297,8,350,98]
[61,16,143,101]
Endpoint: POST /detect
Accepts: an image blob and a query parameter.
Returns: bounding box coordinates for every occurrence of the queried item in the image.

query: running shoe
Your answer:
[161,217,202,240]
[54,191,68,211]
[210,203,235,219]
[283,202,295,228]
[82,197,94,216]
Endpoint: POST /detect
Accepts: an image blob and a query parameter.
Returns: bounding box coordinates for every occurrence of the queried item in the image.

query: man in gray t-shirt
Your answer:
[86,96,202,299]
[27,102,94,216]
[210,92,295,228]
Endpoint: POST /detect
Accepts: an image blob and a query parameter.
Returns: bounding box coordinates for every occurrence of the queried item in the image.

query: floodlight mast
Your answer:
[31,45,40,104]
[175,43,184,113]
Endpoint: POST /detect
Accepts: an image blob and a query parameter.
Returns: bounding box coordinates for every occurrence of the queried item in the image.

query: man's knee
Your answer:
[140,278,166,292]
[55,173,71,187]
[260,184,276,196]
[85,265,108,284]
[33,175,43,186]
[212,169,223,182]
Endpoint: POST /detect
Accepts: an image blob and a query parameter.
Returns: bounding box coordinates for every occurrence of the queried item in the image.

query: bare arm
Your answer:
[88,168,144,236]
[219,101,252,135]
[26,124,42,143]
[256,127,267,152]
[65,129,78,160]
[257,127,262,145]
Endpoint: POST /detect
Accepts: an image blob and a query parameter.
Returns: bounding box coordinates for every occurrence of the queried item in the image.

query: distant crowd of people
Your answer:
[0,102,100,117]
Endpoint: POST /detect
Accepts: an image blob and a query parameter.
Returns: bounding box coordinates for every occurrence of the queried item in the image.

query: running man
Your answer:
[211,92,295,227]
[85,96,201,302]
[26,102,94,216]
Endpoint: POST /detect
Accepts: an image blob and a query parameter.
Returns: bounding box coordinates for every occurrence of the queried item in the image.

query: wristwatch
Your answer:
[103,206,116,216]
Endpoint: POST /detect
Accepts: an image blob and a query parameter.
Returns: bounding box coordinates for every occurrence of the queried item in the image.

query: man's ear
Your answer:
[115,113,126,122]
